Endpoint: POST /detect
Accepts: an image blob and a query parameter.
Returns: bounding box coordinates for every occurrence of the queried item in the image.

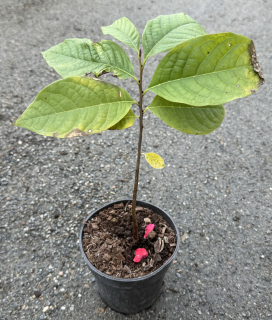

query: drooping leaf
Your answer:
[142,13,206,63]
[102,17,140,53]
[147,33,265,106]
[147,96,225,135]
[143,153,165,169]
[14,77,136,138]
[42,39,136,80]
[109,109,136,130]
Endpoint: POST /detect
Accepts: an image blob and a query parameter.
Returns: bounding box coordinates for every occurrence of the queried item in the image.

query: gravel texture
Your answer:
[0,0,272,319]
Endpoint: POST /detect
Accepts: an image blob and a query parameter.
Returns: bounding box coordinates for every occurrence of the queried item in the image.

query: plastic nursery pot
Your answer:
[79,199,180,314]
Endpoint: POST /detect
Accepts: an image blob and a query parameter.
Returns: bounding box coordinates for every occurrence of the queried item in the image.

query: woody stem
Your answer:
[131,52,144,241]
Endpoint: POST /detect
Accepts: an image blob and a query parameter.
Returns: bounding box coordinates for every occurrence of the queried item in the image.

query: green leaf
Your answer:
[42,39,136,80]
[14,77,136,138]
[143,153,165,169]
[102,17,140,53]
[108,109,136,130]
[148,96,225,135]
[142,13,206,63]
[147,33,265,106]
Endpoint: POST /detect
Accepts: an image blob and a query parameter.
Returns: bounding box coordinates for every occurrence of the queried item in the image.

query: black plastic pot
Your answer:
[79,199,180,314]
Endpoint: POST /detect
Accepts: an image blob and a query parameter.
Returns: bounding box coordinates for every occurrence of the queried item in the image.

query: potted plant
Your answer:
[14,13,264,314]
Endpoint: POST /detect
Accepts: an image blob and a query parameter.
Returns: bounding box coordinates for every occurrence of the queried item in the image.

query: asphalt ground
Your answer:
[0,0,272,319]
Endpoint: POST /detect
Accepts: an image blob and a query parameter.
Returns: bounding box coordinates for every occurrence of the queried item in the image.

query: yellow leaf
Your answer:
[143,153,165,169]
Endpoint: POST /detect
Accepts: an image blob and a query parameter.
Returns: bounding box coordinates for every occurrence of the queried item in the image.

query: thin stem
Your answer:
[143,88,149,95]
[132,76,140,84]
[143,107,149,114]
[142,58,147,68]
[131,53,144,241]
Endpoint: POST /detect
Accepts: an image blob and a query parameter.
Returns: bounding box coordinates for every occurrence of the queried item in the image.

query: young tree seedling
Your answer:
[14,14,265,242]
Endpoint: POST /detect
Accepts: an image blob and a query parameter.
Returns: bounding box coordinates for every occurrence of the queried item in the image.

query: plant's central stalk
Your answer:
[131,51,144,241]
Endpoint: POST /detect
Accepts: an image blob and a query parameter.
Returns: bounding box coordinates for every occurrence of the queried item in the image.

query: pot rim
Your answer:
[79,199,180,282]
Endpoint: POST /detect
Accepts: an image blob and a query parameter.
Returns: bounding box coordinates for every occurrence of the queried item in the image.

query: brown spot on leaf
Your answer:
[97,70,109,77]
[248,41,265,86]
[64,128,87,138]
[53,132,58,138]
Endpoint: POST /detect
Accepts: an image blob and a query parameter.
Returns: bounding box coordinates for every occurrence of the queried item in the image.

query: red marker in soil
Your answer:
[133,248,148,263]
[144,224,155,239]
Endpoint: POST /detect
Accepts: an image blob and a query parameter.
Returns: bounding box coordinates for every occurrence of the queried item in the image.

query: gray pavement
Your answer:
[0,0,272,319]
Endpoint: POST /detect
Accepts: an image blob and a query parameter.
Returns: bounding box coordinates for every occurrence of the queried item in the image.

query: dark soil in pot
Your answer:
[82,201,177,278]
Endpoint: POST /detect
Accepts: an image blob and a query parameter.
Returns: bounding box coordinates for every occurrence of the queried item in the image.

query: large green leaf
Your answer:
[147,96,225,135]
[109,109,136,130]
[102,17,140,53]
[147,33,265,106]
[142,13,206,64]
[14,77,136,138]
[42,39,136,81]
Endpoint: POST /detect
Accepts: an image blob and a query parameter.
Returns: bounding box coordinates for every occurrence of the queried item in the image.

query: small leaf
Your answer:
[148,96,225,135]
[147,33,264,106]
[142,13,206,63]
[14,77,136,138]
[108,109,136,130]
[102,17,140,53]
[42,39,135,80]
[144,153,165,169]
